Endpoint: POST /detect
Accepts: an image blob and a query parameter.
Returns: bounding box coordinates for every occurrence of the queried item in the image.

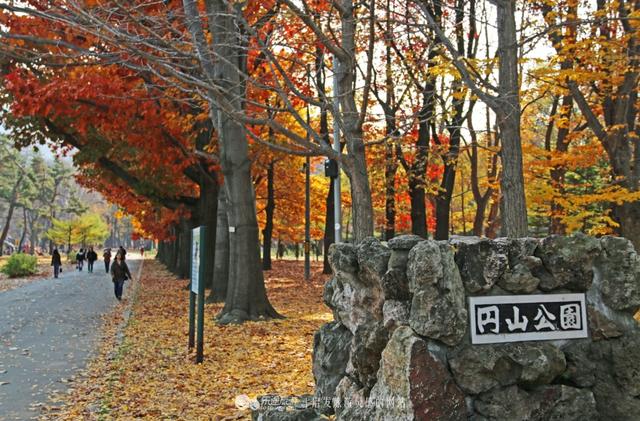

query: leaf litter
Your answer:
[41,259,332,420]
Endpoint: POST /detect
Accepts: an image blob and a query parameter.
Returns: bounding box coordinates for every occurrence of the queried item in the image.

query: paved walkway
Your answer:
[0,256,141,420]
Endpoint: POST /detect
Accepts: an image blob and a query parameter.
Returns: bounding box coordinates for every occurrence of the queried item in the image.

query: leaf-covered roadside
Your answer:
[42,259,332,420]
[0,255,58,292]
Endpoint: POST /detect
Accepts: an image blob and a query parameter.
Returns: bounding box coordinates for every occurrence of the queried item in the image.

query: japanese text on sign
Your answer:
[468,293,588,344]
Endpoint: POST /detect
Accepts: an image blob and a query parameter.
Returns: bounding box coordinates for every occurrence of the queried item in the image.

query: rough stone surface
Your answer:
[534,233,601,291]
[382,300,410,332]
[356,237,391,287]
[314,235,640,420]
[388,249,410,271]
[497,259,541,294]
[368,326,467,421]
[333,376,371,420]
[595,236,640,313]
[381,269,410,301]
[312,322,352,402]
[451,237,508,293]
[347,323,389,391]
[587,306,623,341]
[388,234,424,251]
[406,240,443,292]
[449,343,566,394]
[409,243,467,346]
[611,335,640,397]
[474,385,597,421]
[328,243,359,274]
[560,340,597,388]
[323,271,384,334]
[592,371,640,420]
[474,385,534,420]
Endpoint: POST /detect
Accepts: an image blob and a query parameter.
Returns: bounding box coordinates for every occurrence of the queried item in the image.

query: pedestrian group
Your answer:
[51,245,139,301]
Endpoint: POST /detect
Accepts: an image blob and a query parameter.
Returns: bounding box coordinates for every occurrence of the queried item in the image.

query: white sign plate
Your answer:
[191,227,201,294]
[469,293,588,344]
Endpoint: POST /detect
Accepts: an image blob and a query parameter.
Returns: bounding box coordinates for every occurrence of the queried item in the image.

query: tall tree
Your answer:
[421,0,529,236]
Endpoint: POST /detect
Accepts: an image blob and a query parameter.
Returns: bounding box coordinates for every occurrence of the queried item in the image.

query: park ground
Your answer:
[40,259,332,420]
[0,255,57,293]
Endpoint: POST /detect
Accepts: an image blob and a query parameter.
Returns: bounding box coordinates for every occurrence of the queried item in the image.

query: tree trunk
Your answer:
[177,218,191,279]
[217,116,280,322]
[496,0,528,237]
[18,208,27,252]
[549,93,572,235]
[0,173,23,250]
[29,212,38,255]
[384,137,397,240]
[407,88,432,238]
[208,1,280,323]
[182,0,280,322]
[337,0,374,243]
[198,174,218,292]
[435,0,470,240]
[262,161,275,270]
[208,186,229,303]
[486,194,501,238]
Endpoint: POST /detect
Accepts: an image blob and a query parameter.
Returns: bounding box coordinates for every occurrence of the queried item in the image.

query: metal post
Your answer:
[188,291,196,349]
[304,155,311,280]
[305,66,312,280]
[332,56,342,243]
[196,226,206,363]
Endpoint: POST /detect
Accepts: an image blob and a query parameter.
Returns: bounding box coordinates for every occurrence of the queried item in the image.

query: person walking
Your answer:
[51,248,62,279]
[118,246,127,261]
[110,252,132,301]
[76,248,85,271]
[103,248,112,273]
[139,246,144,257]
[86,247,98,273]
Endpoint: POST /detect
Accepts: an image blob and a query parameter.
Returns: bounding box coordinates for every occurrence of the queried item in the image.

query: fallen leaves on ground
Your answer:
[42,259,332,420]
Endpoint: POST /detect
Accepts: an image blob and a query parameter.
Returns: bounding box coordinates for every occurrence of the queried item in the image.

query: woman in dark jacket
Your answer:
[103,248,112,273]
[86,247,98,273]
[110,252,132,300]
[76,248,85,271]
[51,249,62,278]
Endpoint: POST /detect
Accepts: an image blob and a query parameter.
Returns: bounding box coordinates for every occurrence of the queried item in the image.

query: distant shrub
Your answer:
[0,253,38,278]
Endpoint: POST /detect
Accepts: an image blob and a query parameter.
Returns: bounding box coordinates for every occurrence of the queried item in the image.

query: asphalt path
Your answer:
[0,255,141,420]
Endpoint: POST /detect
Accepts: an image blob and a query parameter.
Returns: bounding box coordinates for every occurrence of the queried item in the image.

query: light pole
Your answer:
[332,56,342,243]
[304,66,311,280]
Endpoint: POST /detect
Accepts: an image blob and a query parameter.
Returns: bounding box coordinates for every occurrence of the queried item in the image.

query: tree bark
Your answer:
[435,0,473,240]
[384,137,397,240]
[182,0,280,321]
[496,0,528,237]
[262,161,275,270]
[198,174,218,293]
[208,186,229,303]
[407,81,434,238]
[177,218,191,279]
[0,173,23,251]
[18,207,27,252]
[337,0,374,243]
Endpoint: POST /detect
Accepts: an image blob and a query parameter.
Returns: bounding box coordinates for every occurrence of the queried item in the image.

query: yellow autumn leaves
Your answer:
[43,260,332,420]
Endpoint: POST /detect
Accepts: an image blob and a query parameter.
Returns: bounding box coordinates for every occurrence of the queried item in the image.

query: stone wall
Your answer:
[312,234,640,421]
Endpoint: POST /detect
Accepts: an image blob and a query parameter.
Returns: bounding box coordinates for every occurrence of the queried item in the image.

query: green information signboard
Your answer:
[188,226,206,363]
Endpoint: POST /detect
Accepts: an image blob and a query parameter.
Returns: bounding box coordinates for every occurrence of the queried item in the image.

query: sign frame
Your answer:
[188,226,206,363]
[468,293,588,345]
